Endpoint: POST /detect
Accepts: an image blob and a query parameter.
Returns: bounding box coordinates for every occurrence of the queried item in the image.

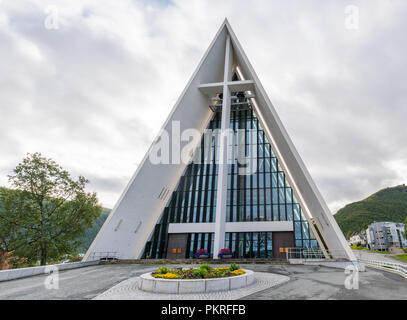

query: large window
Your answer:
[226,109,299,223]
[225,232,273,258]
[142,100,318,259]
[186,233,214,258]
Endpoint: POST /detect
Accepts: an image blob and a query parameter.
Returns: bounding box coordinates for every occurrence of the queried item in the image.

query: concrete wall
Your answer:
[0,260,99,282]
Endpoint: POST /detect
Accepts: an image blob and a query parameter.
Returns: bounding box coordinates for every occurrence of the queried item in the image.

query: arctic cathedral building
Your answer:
[84,20,355,262]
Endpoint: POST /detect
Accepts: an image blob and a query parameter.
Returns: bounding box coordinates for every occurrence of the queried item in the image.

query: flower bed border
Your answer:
[138,269,254,294]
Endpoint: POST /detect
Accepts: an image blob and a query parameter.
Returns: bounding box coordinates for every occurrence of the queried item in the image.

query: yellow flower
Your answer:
[231,269,245,275]
[154,272,179,279]
[214,267,229,271]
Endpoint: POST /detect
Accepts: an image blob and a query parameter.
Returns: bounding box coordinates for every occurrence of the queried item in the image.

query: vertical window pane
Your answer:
[265,205,272,221]
[267,233,273,257]
[302,222,310,239]
[279,188,285,203]
[278,172,285,188]
[252,189,258,205]
[258,190,265,205]
[295,222,302,239]
[252,205,258,221]
[272,188,278,203]
[271,158,277,172]
[273,204,279,221]
[272,172,278,187]
[258,172,264,188]
[279,204,286,220]
[258,205,264,221]
[286,204,293,221]
[294,204,301,221]
[264,158,271,172]
[286,188,292,203]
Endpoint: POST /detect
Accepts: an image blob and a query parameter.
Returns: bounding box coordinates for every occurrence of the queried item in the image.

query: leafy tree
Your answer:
[0,153,102,266]
[405,216,407,238]
[77,208,110,253]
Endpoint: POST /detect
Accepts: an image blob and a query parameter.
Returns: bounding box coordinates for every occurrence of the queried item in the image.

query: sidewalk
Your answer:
[352,250,406,264]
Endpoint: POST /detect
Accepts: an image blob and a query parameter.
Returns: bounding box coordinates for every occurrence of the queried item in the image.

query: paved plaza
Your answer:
[94,270,289,300]
[0,263,406,300]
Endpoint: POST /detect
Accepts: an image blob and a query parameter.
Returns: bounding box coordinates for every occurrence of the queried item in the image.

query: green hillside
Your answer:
[334,185,407,237]
[77,207,110,253]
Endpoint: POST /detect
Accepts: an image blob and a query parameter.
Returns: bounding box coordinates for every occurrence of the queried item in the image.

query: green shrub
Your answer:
[230,263,239,271]
[157,266,170,274]
[199,263,211,271]
[214,270,228,277]
[193,268,208,277]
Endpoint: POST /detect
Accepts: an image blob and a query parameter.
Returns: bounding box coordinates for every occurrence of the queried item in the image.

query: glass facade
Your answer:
[226,109,297,223]
[186,233,214,258]
[225,232,273,258]
[142,98,318,259]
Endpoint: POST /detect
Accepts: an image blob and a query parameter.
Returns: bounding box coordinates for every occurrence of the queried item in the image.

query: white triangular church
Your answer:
[84,19,355,262]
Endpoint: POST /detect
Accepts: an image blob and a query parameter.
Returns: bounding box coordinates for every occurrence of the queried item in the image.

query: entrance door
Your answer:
[166,233,188,259]
[273,232,294,259]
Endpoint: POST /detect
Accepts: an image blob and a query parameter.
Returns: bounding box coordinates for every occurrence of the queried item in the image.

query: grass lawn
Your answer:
[371,250,391,254]
[350,245,368,251]
[350,245,390,254]
[395,254,407,262]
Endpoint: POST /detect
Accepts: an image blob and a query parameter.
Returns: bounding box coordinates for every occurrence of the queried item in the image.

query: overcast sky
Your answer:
[0,0,406,213]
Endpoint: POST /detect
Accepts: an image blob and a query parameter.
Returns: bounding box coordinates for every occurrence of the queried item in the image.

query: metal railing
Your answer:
[285,247,327,260]
[285,248,351,260]
[361,259,407,279]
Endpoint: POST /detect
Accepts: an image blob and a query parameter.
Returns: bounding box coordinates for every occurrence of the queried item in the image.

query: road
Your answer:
[0,263,405,300]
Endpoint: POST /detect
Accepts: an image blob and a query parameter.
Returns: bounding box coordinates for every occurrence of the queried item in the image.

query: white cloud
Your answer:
[0,0,406,211]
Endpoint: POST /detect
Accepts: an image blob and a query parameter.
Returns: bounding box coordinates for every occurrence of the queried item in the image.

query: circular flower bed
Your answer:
[138,265,254,294]
[151,263,245,280]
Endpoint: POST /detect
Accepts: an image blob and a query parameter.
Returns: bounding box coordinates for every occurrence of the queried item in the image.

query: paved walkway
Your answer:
[242,264,407,300]
[353,250,406,264]
[0,264,158,300]
[94,271,289,300]
[0,263,405,300]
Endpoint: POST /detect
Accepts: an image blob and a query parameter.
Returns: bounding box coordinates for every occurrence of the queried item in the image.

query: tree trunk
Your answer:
[40,244,47,266]
[40,200,47,266]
